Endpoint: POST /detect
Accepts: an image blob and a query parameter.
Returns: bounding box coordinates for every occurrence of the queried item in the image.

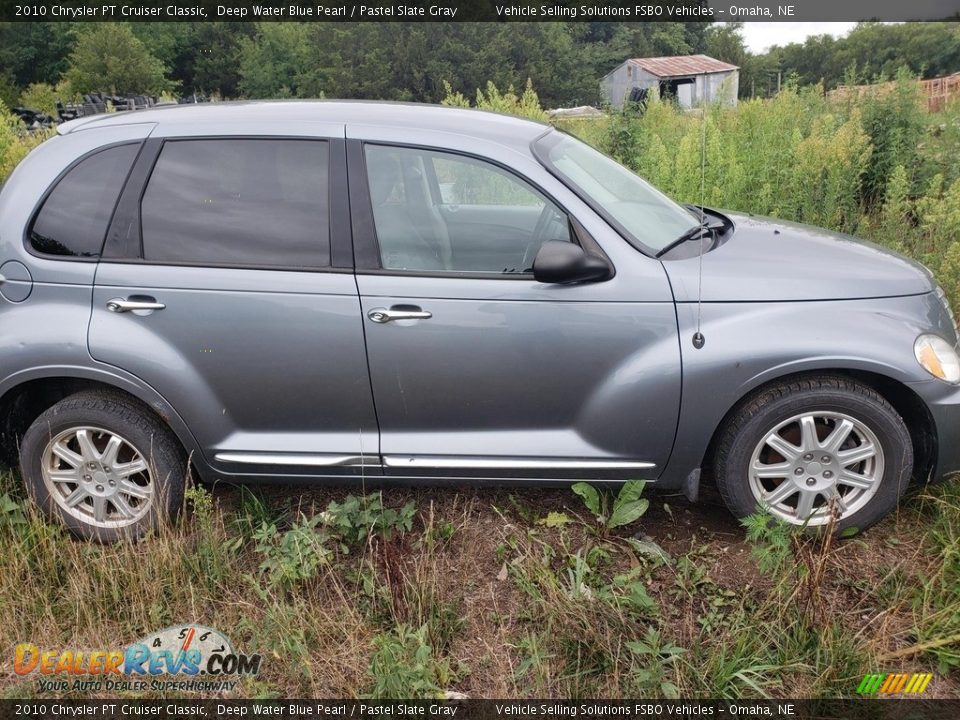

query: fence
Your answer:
[829,72,960,112]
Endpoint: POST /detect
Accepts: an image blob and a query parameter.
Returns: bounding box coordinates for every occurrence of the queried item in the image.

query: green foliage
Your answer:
[862,165,960,310]
[0,102,50,184]
[17,83,58,117]
[597,568,660,617]
[571,480,649,532]
[65,23,173,96]
[501,523,670,695]
[855,69,928,202]
[16,78,83,119]
[252,514,332,589]
[625,628,685,698]
[624,536,672,565]
[185,483,214,526]
[237,23,315,99]
[441,78,548,121]
[0,491,27,531]
[745,22,960,97]
[538,511,572,528]
[911,480,960,670]
[571,482,602,516]
[323,493,416,548]
[0,23,75,89]
[365,624,456,699]
[590,86,871,234]
[183,484,231,586]
[231,487,273,542]
[0,74,19,109]
[609,481,650,529]
[741,512,793,577]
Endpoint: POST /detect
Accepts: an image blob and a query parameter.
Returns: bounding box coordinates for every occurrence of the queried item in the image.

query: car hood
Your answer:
[662,211,935,302]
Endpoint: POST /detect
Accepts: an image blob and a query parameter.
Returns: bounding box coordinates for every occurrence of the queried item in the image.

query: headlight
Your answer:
[914,334,960,383]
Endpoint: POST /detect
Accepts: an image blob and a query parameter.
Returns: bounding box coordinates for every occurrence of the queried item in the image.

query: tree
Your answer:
[0,22,75,88]
[706,23,747,69]
[189,23,255,97]
[66,23,173,96]
[238,23,314,98]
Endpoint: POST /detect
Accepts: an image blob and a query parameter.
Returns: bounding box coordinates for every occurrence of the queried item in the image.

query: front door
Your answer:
[351,142,681,481]
[89,133,380,477]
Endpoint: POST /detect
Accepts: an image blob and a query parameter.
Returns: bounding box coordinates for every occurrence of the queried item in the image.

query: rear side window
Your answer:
[140,139,330,268]
[29,144,139,258]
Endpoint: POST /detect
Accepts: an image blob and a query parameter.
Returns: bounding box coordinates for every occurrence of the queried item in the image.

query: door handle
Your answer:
[368,306,432,323]
[106,297,166,313]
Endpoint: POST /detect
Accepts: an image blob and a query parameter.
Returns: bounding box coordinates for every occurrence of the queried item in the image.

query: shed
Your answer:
[601,54,739,109]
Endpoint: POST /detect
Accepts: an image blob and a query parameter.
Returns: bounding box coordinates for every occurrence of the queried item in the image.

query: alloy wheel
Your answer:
[41,426,154,529]
[747,411,884,526]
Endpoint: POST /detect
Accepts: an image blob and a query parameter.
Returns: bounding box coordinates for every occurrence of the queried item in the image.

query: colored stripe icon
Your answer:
[857,672,933,695]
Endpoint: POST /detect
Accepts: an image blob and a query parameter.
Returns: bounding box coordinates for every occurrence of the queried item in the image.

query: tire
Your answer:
[714,375,912,534]
[19,391,187,542]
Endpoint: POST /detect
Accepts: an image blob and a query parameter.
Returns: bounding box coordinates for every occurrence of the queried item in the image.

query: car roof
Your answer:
[57,100,551,146]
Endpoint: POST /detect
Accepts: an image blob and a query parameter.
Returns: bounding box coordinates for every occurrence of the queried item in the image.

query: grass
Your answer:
[1,471,958,699]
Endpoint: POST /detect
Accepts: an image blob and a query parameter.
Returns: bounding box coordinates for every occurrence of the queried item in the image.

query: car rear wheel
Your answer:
[19,391,186,542]
[714,376,912,533]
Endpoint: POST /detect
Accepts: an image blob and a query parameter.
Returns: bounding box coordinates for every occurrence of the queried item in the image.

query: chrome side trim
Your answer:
[214,453,379,467]
[383,456,655,470]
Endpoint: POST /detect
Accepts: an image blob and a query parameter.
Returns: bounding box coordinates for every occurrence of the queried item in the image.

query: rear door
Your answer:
[88,129,380,478]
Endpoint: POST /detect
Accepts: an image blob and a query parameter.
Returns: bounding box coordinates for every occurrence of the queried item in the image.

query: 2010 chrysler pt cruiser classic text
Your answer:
[1,101,958,542]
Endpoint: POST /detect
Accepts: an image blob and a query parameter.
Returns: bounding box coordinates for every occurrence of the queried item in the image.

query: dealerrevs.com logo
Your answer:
[14,625,261,694]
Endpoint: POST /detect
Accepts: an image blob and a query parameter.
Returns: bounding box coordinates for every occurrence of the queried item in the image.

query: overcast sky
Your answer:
[737,22,860,53]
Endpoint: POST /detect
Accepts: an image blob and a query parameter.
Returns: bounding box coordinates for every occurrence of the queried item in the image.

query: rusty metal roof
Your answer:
[627,55,738,78]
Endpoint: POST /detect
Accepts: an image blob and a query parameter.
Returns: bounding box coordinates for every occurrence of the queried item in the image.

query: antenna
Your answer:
[691,71,707,350]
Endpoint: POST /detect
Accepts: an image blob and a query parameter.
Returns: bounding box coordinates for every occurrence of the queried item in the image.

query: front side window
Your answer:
[141,139,330,268]
[365,145,572,274]
[534,132,699,254]
[29,144,139,258]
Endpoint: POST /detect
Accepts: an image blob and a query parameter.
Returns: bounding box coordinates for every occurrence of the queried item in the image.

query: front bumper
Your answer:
[909,378,960,481]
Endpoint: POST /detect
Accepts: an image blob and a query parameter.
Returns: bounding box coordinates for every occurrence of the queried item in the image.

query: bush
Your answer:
[0,102,49,184]
[366,624,457,698]
[441,79,548,121]
[17,83,58,117]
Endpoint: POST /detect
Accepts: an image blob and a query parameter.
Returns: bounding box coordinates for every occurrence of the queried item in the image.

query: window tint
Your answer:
[365,145,571,274]
[141,139,329,267]
[29,144,139,258]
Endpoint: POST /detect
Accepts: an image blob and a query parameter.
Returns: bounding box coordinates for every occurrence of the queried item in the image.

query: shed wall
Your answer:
[602,65,739,109]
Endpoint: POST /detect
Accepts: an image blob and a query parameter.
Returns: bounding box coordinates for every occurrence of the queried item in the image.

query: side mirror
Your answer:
[532,241,613,284]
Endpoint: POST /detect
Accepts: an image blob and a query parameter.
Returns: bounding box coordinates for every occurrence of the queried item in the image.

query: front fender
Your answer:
[660,292,946,489]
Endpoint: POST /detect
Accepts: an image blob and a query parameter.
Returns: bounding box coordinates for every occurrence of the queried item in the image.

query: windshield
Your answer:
[534,132,700,254]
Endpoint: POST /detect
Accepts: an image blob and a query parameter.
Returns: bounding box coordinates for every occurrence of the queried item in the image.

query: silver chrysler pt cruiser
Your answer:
[0,101,958,541]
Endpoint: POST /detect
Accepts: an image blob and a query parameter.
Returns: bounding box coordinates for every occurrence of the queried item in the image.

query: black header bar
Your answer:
[2,700,960,719]
[2,0,960,23]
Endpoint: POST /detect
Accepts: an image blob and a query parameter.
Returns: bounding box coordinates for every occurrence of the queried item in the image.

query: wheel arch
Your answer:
[701,368,936,487]
[0,367,209,481]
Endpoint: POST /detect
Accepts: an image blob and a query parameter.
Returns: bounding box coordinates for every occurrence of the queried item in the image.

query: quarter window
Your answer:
[140,139,330,268]
[365,145,571,274]
[29,144,139,258]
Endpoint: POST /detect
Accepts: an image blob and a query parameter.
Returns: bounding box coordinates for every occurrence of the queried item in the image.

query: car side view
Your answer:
[1,101,958,542]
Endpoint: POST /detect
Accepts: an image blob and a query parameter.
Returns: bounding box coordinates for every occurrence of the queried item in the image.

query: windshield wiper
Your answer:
[658,219,723,257]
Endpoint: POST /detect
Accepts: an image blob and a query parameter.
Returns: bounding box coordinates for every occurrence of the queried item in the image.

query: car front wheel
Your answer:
[714,376,912,533]
[19,391,187,542]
